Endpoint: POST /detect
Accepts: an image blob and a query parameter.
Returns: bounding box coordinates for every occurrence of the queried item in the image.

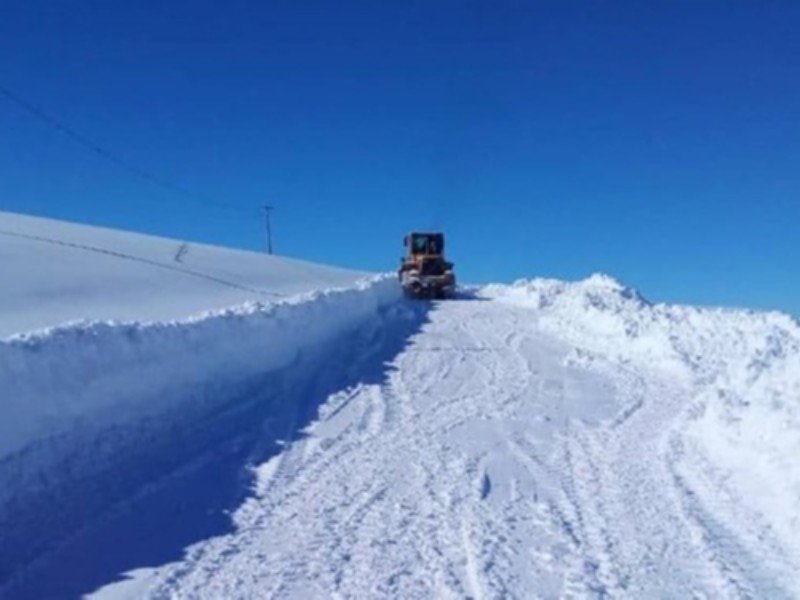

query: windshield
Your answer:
[410,234,444,255]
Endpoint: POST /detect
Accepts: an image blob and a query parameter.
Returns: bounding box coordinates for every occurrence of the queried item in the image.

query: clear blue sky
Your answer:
[2,1,798,314]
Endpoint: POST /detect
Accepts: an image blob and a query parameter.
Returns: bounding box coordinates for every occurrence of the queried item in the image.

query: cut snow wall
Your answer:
[0,275,400,468]
[0,275,404,587]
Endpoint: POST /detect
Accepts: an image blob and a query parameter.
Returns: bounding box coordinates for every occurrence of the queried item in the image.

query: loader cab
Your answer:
[404,232,445,258]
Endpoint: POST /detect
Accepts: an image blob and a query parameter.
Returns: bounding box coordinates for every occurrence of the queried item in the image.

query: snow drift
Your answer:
[484,275,800,570]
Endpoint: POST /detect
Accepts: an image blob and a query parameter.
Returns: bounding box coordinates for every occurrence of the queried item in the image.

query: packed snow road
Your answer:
[84,296,794,599]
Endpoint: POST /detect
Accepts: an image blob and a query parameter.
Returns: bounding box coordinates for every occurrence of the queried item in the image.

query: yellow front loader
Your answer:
[397,232,456,300]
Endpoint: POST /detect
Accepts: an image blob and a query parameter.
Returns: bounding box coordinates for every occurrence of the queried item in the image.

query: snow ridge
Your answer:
[484,274,800,585]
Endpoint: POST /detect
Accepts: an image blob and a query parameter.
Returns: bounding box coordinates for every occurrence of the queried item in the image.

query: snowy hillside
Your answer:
[0,211,367,337]
[1,212,799,599]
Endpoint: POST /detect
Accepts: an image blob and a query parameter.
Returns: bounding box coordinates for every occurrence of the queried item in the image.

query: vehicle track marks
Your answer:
[127,298,791,600]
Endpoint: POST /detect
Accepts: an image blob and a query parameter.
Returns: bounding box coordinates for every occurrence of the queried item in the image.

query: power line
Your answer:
[0,83,251,217]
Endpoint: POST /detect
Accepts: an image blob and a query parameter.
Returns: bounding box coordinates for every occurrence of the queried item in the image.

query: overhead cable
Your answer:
[0,83,250,216]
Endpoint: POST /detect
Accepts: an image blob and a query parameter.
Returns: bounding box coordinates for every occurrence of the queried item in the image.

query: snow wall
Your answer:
[0,275,401,580]
[0,276,399,462]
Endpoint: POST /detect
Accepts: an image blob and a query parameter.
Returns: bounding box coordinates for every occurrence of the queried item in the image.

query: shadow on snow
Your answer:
[4,301,432,600]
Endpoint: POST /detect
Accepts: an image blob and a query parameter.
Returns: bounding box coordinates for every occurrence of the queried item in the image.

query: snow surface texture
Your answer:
[63,279,798,600]
[2,213,799,598]
[0,211,367,337]
[487,275,800,595]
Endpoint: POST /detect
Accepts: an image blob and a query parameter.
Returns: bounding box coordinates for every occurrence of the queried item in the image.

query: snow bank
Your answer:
[0,276,399,462]
[482,274,677,371]
[0,275,400,541]
[484,274,800,565]
[0,273,405,590]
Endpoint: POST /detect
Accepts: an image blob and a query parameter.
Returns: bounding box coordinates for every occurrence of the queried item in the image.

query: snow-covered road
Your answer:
[80,296,794,599]
[4,213,798,599]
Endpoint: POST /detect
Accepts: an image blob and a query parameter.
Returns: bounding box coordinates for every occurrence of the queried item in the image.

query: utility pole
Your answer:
[263,205,274,255]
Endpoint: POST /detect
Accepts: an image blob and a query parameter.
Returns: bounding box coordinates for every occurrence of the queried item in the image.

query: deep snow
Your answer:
[488,275,800,582]
[2,213,799,599]
[0,211,367,337]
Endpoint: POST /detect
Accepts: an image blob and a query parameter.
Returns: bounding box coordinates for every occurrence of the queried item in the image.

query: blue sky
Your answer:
[2,1,799,314]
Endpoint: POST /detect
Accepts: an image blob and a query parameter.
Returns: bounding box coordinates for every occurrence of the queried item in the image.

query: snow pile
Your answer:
[484,274,800,565]
[688,317,800,563]
[483,274,683,372]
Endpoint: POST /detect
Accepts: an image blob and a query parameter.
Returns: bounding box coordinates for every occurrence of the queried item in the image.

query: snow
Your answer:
[0,211,368,337]
[2,212,800,599]
[485,275,800,593]
[0,275,399,459]
[0,210,400,596]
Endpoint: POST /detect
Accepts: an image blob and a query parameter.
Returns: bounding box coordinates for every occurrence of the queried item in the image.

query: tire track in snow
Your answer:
[97,297,791,599]
[555,355,787,599]
[667,435,796,599]
[208,301,531,599]
[558,430,625,597]
[461,519,485,600]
